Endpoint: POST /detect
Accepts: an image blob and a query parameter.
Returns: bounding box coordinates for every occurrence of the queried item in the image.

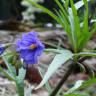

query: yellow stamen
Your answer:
[30,44,37,49]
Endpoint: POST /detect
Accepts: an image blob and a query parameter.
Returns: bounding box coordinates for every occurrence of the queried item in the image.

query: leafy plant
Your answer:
[1,53,26,96]
[26,0,96,53]
[0,0,96,96]
[0,32,44,96]
[26,0,96,96]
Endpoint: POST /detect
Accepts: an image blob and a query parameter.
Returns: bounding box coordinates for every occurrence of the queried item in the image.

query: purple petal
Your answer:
[16,31,44,65]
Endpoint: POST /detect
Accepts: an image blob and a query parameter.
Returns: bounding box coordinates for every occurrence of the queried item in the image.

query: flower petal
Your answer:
[16,31,44,65]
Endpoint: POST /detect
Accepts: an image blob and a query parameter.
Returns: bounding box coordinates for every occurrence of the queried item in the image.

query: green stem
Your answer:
[50,50,84,96]
[16,81,24,96]
[50,61,76,96]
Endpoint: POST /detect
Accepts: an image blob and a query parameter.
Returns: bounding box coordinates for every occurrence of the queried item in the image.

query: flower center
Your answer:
[29,44,37,49]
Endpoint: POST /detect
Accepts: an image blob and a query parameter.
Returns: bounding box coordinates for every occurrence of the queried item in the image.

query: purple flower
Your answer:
[16,32,45,64]
[0,46,5,55]
[0,44,12,55]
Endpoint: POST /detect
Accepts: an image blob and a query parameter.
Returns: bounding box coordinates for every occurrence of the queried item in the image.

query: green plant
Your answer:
[0,32,44,96]
[26,0,96,96]
[0,50,26,96]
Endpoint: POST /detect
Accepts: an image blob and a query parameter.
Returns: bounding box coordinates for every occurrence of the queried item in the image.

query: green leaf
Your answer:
[65,0,69,10]
[0,66,15,81]
[54,9,72,43]
[64,80,84,94]
[38,67,52,94]
[68,8,76,48]
[70,0,81,52]
[78,0,90,51]
[17,68,26,82]
[16,81,24,96]
[35,51,73,89]
[3,51,17,66]
[79,78,96,89]
[55,0,69,22]
[77,52,96,57]
[83,0,88,33]
[64,92,90,96]
[65,78,96,92]
[2,55,16,77]
[45,48,72,54]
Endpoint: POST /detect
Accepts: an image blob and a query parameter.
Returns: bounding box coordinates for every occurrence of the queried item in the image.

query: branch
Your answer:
[50,60,75,96]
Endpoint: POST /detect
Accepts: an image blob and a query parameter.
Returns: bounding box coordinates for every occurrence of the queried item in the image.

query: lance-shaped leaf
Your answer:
[64,80,84,94]
[45,48,72,54]
[79,78,96,89]
[17,68,26,82]
[65,78,96,92]
[2,55,16,78]
[64,92,90,96]
[77,52,96,57]
[70,0,81,52]
[35,50,73,89]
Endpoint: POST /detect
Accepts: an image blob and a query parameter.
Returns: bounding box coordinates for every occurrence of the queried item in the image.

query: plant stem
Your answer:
[50,60,75,96]
[16,82,24,96]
